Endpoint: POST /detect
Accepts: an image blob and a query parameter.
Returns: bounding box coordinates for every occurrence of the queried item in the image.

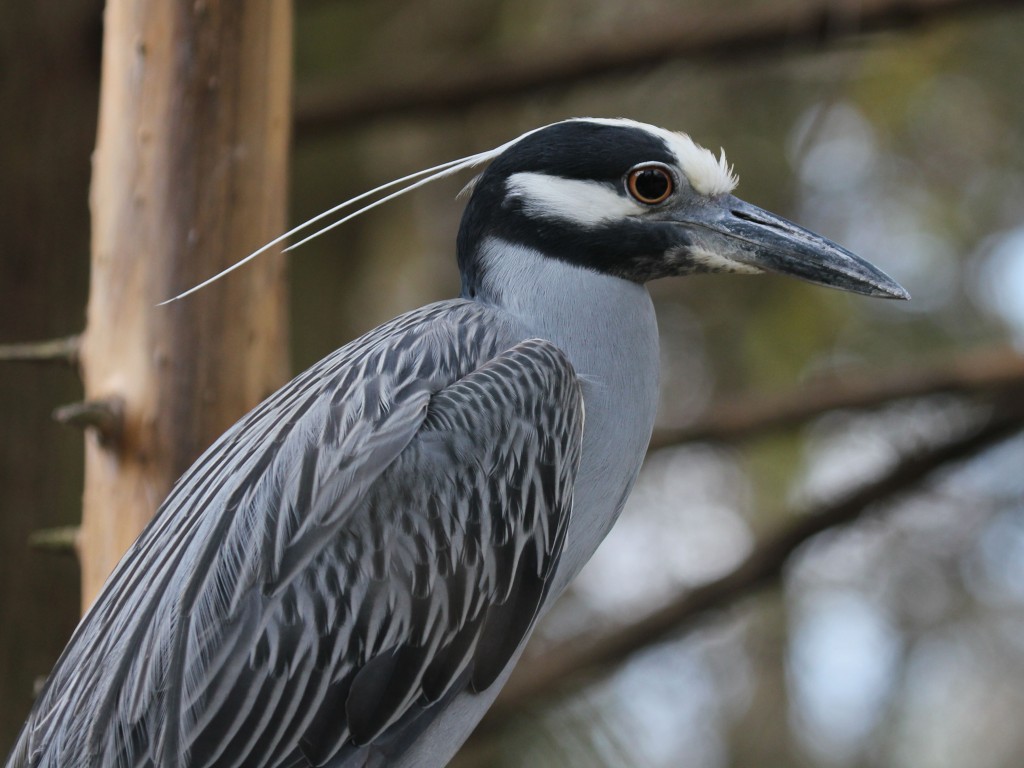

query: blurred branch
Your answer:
[650,346,1024,449]
[0,335,80,367]
[486,406,1024,724]
[28,526,80,557]
[52,396,124,446]
[294,0,1024,139]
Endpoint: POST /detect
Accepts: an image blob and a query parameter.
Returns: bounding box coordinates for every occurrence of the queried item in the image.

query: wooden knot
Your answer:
[53,396,125,446]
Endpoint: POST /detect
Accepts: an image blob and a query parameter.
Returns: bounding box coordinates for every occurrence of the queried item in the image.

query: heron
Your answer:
[7,118,907,767]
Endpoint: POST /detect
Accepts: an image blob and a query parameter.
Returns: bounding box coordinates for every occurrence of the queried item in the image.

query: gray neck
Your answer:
[470,238,661,594]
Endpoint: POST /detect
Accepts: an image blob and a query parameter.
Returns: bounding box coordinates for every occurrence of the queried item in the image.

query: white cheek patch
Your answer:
[505,172,644,227]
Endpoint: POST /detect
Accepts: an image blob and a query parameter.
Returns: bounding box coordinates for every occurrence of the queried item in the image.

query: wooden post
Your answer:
[80,1,293,608]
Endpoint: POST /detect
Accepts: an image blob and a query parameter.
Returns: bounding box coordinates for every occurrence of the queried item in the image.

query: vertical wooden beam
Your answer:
[80,1,293,608]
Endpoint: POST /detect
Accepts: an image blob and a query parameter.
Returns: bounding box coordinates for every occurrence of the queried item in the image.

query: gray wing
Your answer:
[9,301,583,768]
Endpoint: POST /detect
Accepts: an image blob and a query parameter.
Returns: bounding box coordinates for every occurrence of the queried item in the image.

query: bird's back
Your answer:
[8,299,584,768]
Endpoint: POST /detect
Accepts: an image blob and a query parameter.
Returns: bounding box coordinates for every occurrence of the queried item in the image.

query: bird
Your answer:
[6,117,908,768]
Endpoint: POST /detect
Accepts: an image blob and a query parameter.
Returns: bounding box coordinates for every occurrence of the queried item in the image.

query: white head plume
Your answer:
[158,129,550,304]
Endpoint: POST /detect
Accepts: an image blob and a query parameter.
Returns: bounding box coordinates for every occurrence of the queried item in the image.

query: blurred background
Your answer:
[3,0,1024,765]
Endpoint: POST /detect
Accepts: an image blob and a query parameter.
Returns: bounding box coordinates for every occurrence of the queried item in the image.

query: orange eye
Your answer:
[626,165,673,204]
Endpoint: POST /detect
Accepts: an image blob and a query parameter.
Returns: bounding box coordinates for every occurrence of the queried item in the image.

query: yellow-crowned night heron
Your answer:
[7,118,907,768]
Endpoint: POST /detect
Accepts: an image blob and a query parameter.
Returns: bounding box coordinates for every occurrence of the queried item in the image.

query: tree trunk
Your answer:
[80,0,293,608]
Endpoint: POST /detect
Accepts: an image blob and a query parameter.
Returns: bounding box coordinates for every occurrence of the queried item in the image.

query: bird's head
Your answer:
[457,118,908,300]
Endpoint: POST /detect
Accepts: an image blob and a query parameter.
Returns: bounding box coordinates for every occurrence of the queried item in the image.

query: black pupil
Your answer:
[635,169,669,201]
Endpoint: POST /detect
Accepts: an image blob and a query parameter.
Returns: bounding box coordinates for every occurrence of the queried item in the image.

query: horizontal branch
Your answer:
[650,345,1024,449]
[487,406,1024,722]
[0,335,80,367]
[294,0,1024,139]
[28,526,81,556]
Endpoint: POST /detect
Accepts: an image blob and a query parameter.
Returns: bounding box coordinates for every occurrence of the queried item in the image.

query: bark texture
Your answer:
[80,0,293,607]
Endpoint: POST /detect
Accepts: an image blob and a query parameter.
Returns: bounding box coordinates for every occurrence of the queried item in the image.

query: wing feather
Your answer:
[8,302,582,768]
